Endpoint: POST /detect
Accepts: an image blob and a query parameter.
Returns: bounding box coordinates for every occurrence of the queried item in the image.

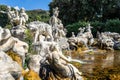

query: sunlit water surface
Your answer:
[64,50,120,79]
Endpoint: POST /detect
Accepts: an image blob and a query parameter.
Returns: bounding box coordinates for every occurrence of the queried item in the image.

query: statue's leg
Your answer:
[68,64,82,80]
[20,18,23,25]
[49,32,53,41]
[21,56,25,67]
[84,41,89,49]
[34,31,39,43]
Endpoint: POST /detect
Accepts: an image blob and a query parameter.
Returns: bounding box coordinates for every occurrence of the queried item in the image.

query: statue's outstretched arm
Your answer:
[0,11,7,14]
[59,52,70,62]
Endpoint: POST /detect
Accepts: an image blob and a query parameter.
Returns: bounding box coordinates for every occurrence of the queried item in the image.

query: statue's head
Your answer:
[78,27,82,31]
[53,7,59,17]
[20,7,25,12]
[13,38,28,56]
[72,32,75,37]
[14,6,20,11]
[7,6,11,11]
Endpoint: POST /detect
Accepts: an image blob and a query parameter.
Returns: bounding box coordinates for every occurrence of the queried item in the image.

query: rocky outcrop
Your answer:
[0,51,22,79]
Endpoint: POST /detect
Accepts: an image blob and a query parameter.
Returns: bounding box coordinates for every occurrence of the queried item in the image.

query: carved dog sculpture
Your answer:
[0,27,28,66]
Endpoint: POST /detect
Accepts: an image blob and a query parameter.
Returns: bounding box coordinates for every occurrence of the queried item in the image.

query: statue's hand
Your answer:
[32,41,39,45]
[67,56,72,62]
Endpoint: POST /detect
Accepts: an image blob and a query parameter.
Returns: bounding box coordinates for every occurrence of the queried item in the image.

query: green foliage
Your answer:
[24,29,39,54]
[5,24,12,29]
[91,21,105,37]
[66,19,120,37]
[0,5,7,11]
[90,19,120,36]
[24,29,33,53]
[49,0,119,25]
[26,9,50,23]
[66,21,88,37]
[105,19,120,33]
[0,13,10,27]
[0,5,10,27]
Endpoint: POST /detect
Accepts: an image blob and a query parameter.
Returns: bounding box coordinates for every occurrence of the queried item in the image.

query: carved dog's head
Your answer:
[0,27,11,41]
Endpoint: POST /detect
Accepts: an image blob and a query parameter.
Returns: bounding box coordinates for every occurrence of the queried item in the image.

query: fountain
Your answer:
[0,6,120,80]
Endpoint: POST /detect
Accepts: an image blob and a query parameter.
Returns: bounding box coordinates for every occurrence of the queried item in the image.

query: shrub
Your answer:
[66,19,120,37]
[24,29,33,53]
[91,21,105,37]
[66,21,88,37]
[105,19,120,33]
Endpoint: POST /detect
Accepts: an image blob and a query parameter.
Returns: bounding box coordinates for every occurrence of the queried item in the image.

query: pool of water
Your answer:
[65,50,120,79]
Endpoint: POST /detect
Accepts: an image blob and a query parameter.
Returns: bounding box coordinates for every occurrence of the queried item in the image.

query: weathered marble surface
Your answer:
[0,51,22,80]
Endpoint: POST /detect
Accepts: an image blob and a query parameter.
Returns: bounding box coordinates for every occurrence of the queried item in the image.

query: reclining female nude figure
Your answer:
[45,43,83,80]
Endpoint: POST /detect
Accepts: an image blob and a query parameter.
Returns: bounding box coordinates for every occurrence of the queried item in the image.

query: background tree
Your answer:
[27,9,50,23]
[49,0,120,26]
[0,5,11,27]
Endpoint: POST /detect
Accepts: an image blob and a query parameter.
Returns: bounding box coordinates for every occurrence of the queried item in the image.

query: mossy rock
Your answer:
[6,50,22,67]
[24,70,41,80]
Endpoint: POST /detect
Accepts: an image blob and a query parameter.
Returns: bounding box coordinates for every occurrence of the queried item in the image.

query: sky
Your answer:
[0,0,52,10]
